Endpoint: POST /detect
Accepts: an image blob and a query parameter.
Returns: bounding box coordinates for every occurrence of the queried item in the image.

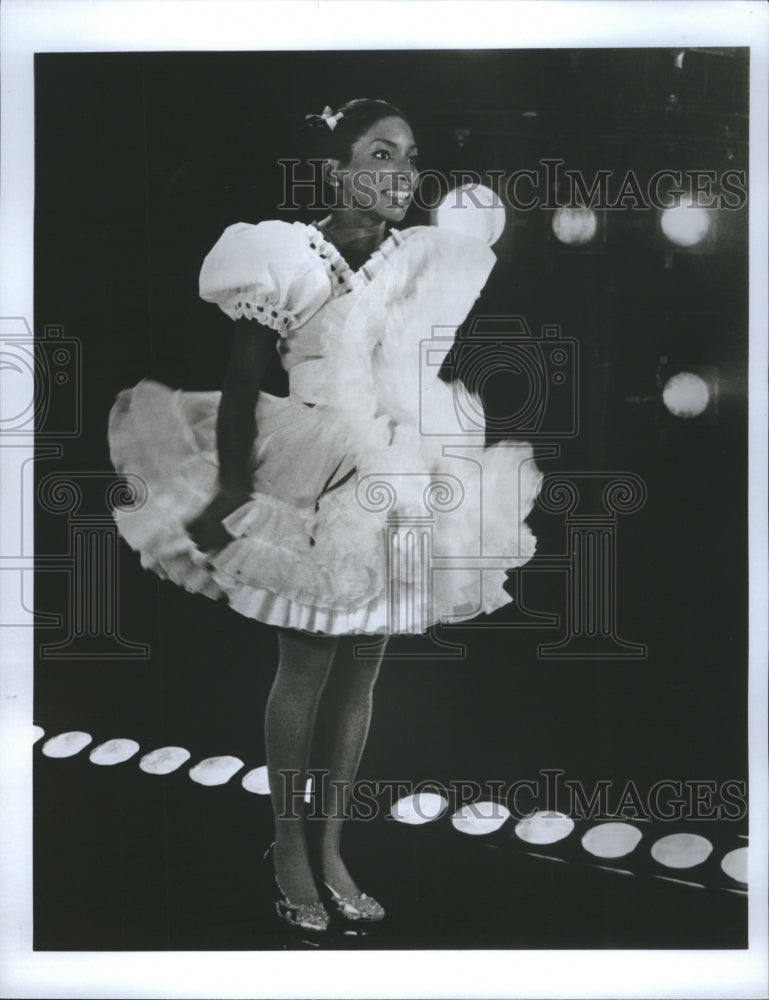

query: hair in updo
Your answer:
[298,98,409,164]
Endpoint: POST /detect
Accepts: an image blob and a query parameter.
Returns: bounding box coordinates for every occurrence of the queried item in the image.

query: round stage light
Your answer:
[139,746,191,775]
[188,754,244,787]
[241,765,271,795]
[720,847,748,884]
[662,371,711,418]
[650,832,713,869]
[514,810,575,845]
[89,738,140,766]
[42,731,92,758]
[551,206,598,245]
[661,197,711,247]
[391,791,448,825]
[451,801,511,836]
[581,822,643,859]
[434,184,506,246]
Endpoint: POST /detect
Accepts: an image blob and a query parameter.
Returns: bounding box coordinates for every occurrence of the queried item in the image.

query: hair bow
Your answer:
[320,105,344,130]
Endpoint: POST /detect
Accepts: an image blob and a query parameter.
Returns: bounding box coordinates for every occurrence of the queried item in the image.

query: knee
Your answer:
[342,657,382,694]
[271,657,335,709]
[272,660,330,699]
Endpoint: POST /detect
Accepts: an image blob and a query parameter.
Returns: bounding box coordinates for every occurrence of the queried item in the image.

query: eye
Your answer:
[373,149,391,160]
[409,154,420,166]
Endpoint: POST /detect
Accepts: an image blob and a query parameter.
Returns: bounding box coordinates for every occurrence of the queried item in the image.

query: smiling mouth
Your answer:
[385,189,412,207]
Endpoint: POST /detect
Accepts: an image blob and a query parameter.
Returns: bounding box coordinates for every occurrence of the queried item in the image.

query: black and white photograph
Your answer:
[1,2,767,998]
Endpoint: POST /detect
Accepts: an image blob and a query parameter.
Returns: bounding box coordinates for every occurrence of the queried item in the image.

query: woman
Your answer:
[108,98,542,935]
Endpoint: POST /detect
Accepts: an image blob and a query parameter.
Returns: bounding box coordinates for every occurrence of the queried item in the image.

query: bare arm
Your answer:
[186,318,279,552]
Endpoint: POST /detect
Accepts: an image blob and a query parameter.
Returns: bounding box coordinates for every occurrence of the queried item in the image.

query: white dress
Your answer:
[108,219,542,635]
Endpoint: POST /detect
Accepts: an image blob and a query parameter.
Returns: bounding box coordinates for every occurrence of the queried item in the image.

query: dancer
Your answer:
[108,98,542,935]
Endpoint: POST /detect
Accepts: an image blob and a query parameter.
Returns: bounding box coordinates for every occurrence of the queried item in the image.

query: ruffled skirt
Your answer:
[108,378,542,635]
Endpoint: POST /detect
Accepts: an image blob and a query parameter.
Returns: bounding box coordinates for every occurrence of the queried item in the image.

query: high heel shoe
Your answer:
[263,842,330,934]
[319,879,386,923]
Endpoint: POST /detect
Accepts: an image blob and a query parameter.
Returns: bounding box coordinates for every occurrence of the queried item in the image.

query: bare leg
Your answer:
[306,634,388,896]
[265,628,338,904]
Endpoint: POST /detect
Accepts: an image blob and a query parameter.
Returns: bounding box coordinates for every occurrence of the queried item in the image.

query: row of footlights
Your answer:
[35,729,748,891]
[394,790,748,892]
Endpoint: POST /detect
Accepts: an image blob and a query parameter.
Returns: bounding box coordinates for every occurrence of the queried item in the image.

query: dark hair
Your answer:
[298,98,409,164]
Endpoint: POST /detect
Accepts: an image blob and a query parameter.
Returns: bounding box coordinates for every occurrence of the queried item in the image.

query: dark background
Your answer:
[33,49,749,950]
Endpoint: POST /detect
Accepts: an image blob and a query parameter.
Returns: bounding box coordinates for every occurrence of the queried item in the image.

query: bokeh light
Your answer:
[434,184,506,246]
[551,206,598,245]
[661,196,711,247]
[662,371,711,418]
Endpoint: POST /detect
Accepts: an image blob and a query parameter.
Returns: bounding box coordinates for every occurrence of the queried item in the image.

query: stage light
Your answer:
[89,738,140,765]
[581,822,643,859]
[514,810,574,845]
[662,371,711,418]
[241,765,271,794]
[434,183,506,246]
[139,745,191,775]
[720,847,748,884]
[42,731,93,757]
[650,832,713,869]
[391,791,448,824]
[188,754,244,786]
[551,206,598,245]
[451,801,510,835]
[661,196,711,247]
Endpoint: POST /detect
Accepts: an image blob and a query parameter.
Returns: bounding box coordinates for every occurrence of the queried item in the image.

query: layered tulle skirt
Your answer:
[108,377,542,635]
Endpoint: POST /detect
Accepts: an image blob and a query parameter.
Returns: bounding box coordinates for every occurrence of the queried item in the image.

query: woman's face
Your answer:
[332,116,419,223]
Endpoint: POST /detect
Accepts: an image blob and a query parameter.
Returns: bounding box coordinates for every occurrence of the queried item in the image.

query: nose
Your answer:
[390,158,417,189]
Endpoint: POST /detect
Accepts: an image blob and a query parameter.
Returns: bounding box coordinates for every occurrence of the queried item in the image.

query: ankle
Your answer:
[271,838,321,905]
[315,853,359,897]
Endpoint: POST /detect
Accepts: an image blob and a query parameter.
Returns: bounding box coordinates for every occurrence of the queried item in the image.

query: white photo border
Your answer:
[1,2,767,998]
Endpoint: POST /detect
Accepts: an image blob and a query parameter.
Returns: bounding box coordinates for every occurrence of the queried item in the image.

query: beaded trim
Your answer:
[354,228,405,287]
[295,222,355,296]
[225,224,416,328]
[296,222,408,295]
[225,290,293,331]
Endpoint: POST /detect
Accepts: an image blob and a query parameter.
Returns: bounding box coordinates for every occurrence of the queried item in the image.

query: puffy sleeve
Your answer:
[198,220,331,333]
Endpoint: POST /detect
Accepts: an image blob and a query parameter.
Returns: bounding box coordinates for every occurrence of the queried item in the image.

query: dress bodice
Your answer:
[276,224,416,401]
[199,219,497,421]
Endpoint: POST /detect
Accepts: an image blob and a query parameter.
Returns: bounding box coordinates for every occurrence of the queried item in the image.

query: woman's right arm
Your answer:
[185,318,279,552]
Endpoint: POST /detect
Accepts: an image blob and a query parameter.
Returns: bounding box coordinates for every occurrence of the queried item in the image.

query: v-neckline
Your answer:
[297,221,405,293]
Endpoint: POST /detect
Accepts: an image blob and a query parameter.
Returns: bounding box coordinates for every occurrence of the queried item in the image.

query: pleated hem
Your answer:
[118,514,523,636]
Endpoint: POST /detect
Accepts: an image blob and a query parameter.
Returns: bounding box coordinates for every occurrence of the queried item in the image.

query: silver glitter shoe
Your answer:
[274,895,330,934]
[263,841,330,934]
[321,880,385,922]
